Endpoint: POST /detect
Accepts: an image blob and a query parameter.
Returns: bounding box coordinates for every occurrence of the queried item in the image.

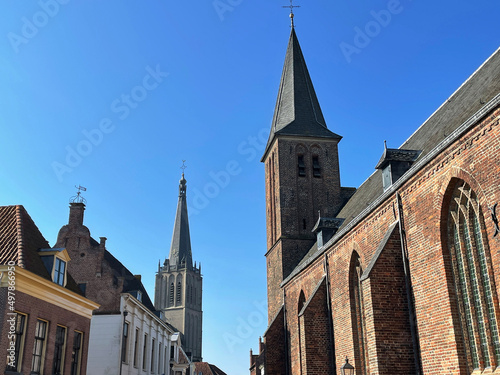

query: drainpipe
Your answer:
[283,291,290,375]
[396,192,422,374]
[323,254,337,374]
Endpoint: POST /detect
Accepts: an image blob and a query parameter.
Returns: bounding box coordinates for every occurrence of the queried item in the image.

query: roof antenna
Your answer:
[282,0,300,28]
[70,185,87,204]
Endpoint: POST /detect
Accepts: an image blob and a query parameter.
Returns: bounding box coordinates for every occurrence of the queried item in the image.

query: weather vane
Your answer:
[180,160,187,174]
[282,0,300,27]
[70,185,87,204]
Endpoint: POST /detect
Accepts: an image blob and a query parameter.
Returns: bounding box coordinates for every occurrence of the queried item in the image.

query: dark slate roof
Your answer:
[284,47,500,285]
[375,148,421,170]
[0,205,82,295]
[311,217,344,233]
[337,47,500,229]
[168,174,193,269]
[102,249,156,311]
[262,28,341,161]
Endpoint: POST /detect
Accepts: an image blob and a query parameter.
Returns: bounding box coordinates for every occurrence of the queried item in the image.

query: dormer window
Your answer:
[38,248,70,287]
[375,145,421,191]
[137,290,142,302]
[54,258,66,286]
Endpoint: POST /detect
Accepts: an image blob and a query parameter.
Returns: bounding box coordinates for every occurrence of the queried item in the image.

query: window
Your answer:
[31,319,48,374]
[143,333,148,370]
[6,312,27,372]
[176,282,182,305]
[158,342,162,374]
[164,346,168,371]
[448,181,500,370]
[169,283,174,306]
[71,331,83,375]
[170,345,175,361]
[298,155,306,177]
[53,325,67,375]
[54,258,66,286]
[151,338,155,372]
[137,290,142,302]
[122,322,129,363]
[312,155,321,177]
[133,329,139,367]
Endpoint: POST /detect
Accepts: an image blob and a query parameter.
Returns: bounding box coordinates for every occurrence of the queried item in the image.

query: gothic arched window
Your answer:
[447,181,500,370]
[169,283,174,307]
[349,252,366,375]
[176,282,182,305]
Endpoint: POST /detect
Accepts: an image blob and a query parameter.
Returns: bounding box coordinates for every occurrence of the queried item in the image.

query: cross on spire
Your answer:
[282,0,300,28]
[180,160,187,174]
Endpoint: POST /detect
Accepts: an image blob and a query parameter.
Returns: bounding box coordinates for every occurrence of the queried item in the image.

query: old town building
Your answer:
[0,205,99,375]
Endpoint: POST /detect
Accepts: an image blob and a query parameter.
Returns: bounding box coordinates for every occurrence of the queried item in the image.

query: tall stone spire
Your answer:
[155,170,203,361]
[262,28,341,161]
[168,173,193,269]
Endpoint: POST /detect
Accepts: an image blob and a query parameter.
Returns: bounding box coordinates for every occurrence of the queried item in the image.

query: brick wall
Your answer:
[298,278,333,375]
[55,203,123,313]
[269,104,500,374]
[264,307,287,375]
[264,137,346,321]
[361,225,415,374]
[0,290,91,375]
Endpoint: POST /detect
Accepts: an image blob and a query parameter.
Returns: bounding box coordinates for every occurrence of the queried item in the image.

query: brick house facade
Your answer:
[251,24,500,375]
[0,205,99,375]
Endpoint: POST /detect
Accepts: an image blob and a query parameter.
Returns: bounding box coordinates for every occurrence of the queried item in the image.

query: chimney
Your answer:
[69,202,85,226]
[259,336,264,353]
[99,237,107,249]
[134,275,142,282]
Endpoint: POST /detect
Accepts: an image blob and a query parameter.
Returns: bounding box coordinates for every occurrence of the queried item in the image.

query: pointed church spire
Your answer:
[168,172,193,270]
[261,27,341,161]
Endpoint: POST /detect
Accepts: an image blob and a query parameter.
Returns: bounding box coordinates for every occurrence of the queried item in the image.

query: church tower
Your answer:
[155,173,203,362]
[262,25,351,320]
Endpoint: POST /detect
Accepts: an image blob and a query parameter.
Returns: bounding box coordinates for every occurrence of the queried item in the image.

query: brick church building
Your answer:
[250,18,500,375]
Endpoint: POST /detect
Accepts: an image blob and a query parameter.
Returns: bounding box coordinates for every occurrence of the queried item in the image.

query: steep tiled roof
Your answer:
[102,249,156,311]
[194,362,228,375]
[0,205,82,294]
[262,28,341,161]
[0,205,51,276]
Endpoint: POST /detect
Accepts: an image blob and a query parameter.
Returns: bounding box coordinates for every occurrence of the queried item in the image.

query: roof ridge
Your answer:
[14,205,25,268]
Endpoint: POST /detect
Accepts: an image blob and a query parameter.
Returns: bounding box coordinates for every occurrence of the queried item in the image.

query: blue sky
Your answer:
[1,1,499,374]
